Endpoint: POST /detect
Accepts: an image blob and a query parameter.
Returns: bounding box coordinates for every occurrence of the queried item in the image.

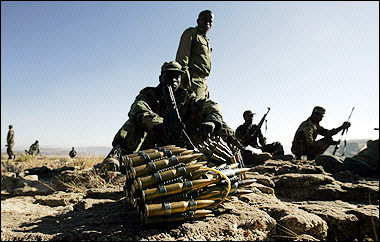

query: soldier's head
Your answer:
[311,106,325,122]
[160,61,185,91]
[243,110,256,123]
[9,125,13,129]
[197,10,214,34]
[35,140,39,144]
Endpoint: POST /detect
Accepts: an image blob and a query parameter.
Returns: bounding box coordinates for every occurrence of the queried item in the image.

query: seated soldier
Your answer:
[26,140,40,156]
[69,147,77,158]
[291,106,350,160]
[235,110,280,165]
[97,61,225,171]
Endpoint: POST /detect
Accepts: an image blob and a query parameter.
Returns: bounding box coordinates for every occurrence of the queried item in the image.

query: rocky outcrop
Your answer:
[1,158,379,241]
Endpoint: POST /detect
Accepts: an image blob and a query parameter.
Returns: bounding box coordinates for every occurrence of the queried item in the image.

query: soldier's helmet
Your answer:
[312,106,326,115]
[161,61,186,74]
[9,125,13,129]
[35,140,39,143]
[243,110,256,118]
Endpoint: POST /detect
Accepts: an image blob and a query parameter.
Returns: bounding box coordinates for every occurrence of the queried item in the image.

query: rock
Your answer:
[35,191,84,207]
[85,187,124,200]
[1,175,55,197]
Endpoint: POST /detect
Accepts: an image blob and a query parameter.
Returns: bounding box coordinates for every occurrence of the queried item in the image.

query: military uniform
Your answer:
[112,86,223,154]
[235,123,266,149]
[176,26,212,99]
[28,141,40,156]
[69,147,77,158]
[7,126,15,159]
[291,109,344,160]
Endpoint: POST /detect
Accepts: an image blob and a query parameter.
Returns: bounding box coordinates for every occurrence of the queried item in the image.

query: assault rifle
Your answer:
[161,84,198,152]
[249,107,271,146]
[332,107,355,156]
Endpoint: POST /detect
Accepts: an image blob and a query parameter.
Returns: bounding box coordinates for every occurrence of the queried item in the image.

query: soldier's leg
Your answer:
[7,145,12,159]
[189,76,208,99]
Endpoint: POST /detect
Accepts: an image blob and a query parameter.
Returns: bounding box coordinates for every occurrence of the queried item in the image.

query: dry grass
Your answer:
[1,152,104,173]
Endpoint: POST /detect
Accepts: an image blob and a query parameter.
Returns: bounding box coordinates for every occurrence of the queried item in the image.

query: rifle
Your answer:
[161,84,198,152]
[332,107,355,156]
[249,107,271,146]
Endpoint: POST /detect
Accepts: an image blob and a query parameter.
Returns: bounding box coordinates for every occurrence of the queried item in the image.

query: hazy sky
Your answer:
[1,1,379,154]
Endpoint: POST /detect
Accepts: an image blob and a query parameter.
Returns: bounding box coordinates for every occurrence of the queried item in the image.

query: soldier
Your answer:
[104,61,224,164]
[235,110,277,165]
[176,10,214,99]
[27,140,40,156]
[7,125,15,160]
[291,106,351,160]
[69,147,77,158]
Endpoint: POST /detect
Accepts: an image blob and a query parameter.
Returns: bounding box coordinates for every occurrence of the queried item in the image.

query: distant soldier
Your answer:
[69,147,77,158]
[26,140,40,156]
[176,10,214,99]
[291,106,351,160]
[7,125,15,160]
[97,61,225,171]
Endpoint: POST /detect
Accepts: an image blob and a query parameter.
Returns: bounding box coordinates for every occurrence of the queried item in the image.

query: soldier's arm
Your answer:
[304,126,318,147]
[130,99,164,132]
[175,28,193,69]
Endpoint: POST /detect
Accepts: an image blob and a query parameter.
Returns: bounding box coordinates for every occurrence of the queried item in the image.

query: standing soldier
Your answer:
[69,147,77,158]
[176,10,214,99]
[7,125,15,160]
[291,106,351,160]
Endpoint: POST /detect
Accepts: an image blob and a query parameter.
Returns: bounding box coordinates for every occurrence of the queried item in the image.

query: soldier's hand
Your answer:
[199,122,216,136]
[342,121,351,129]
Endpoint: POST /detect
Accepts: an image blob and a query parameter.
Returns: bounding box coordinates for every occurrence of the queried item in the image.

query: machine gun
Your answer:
[161,84,198,152]
[332,107,355,156]
[249,107,271,146]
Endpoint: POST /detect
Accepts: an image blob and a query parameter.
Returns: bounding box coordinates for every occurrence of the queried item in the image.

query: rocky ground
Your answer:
[1,156,379,241]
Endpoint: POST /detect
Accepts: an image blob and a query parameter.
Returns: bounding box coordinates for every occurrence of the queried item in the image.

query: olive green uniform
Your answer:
[7,128,15,159]
[176,27,212,99]
[28,142,40,156]
[235,123,266,149]
[112,86,223,154]
[291,117,340,160]
[235,123,285,162]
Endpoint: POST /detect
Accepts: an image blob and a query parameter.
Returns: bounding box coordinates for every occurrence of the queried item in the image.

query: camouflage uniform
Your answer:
[176,26,212,99]
[112,86,223,154]
[7,125,15,159]
[291,117,341,160]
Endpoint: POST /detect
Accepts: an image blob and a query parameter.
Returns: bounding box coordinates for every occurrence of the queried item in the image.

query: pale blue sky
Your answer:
[1,1,379,154]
